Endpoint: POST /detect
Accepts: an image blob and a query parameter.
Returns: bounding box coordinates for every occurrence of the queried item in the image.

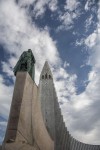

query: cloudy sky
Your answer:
[0,0,100,145]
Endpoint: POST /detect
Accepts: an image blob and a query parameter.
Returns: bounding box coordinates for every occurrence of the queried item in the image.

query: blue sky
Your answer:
[0,0,100,145]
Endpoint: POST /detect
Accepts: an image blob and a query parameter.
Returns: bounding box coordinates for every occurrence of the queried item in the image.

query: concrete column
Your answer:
[98,145,100,150]
[71,138,75,150]
[88,144,92,150]
[83,144,87,150]
[67,134,71,150]
[80,142,84,150]
[76,140,80,150]
[92,145,95,150]
[84,144,87,150]
[87,145,90,150]
[78,142,82,150]
[97,145,100,150]
[66,131,70,150]
[55,112,63,150]
[63,131,67,150]
[74,139,78,150]
[59,120,64,146]
[61,125,67,150]
[64,130,69,150]
[70,137,74,150]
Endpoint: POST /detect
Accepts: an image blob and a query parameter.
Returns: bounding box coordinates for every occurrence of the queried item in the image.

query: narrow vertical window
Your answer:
[49,75,51,79]
[42,75,44,79]
[45,73,48,79]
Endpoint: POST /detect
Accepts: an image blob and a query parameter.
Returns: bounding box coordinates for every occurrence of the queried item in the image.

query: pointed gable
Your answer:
[40,61,53,80]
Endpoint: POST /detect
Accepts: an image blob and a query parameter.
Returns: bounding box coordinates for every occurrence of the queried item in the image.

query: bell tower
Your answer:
[39,61,70,150]
[39,61,55,140]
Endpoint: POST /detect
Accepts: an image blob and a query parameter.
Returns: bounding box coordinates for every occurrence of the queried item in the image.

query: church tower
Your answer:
[39,61,55,140]
[38,61,68,150]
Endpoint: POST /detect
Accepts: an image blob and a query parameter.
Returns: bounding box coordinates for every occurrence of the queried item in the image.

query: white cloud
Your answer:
[48,0,58,12]
[84,0,97,13]
[18,0,36,7]
[59,12,75,25]
[85,14,93,32]
[84,0,89,11]
[64,61,70,68]
[57,0,81,31]
[75,38,84,46]
[57,12,76,31]
[76,14,97,47]
[0,75,13,118]
[34,0,58,17]
[85,31,97,48]
[32,0,48,18]
[1,61,14,77]
[65,0,80,11]
[18,0,58,18]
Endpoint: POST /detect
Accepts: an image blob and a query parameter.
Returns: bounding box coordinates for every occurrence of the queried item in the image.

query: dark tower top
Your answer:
[13,49,35,81]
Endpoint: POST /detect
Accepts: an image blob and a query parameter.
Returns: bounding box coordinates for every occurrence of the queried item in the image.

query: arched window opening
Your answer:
[45,73,48,79]
[49,75,51,79]
[42,75,44,79]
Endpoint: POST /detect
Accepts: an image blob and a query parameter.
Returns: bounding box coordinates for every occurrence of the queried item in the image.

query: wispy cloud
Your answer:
[84,0,97,13]
[85,14,93,32]
[18,0,58,18]
[57,0,81,31]
[75,38,84,46]
[0,75,13,118]
[64,0,80,11]
[85,31,97,48]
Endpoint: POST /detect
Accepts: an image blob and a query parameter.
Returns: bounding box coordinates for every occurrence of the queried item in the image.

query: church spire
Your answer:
[40,61,53,80]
